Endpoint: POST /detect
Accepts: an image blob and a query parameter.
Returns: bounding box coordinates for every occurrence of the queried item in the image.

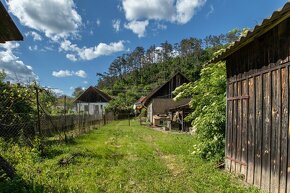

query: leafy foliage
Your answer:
[174,62,226,161]
[0,72,58,139]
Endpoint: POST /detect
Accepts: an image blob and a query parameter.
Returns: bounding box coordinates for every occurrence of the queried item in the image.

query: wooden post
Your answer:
[78,103,81,135]
[64,95,67,141]
[35,86,41,136]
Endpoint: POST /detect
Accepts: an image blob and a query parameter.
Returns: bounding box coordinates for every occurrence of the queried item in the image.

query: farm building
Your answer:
[143,72,190,123]
[168,103,192,132]
[0,1,23,43]
[74,86,111,117]
[211,2,290,192]
[133,96,146,114]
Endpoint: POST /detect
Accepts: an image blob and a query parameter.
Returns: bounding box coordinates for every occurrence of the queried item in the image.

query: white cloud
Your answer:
[157,23,167,30]
[60,40,125,61]
[6,0,126,61]
[75,70,87,78]
[29,45,38,51]
[25,31,42,41]
[0,42,38,83]
[7,0,82,39]
[96,19,101,27]
[66,54,77,61]
[122,0,205,23]
[112,19,121,32]
[124,20,149,37]
[52,70,73,77]
[174,0,206,24]
[51,88,64,96]
[206,5,214,18]
[121,0,206,36]
[52,69,87,78]
[122,0,175,21]
[83,80,88,84]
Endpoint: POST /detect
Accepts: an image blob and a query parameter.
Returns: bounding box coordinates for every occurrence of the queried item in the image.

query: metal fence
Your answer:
[0,83,113,143]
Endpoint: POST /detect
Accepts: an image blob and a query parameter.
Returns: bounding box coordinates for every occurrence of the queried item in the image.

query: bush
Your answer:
[174,62,226,161]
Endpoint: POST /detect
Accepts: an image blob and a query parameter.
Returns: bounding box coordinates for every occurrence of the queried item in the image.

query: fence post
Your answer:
[63,95,67,141]
[78,103,81,134]
[35,86,41,136]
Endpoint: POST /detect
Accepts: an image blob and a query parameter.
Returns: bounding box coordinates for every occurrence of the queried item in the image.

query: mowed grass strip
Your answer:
[1,120,260,193]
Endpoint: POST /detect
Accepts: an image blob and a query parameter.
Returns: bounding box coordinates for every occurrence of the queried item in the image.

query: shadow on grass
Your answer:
[57,148,125,166]
[0,172,70,193]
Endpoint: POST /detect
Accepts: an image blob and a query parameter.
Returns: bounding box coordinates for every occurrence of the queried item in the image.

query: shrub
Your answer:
[174,62,226,161]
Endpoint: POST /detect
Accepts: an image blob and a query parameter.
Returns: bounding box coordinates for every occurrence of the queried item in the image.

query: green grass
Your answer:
[0,120,260,193]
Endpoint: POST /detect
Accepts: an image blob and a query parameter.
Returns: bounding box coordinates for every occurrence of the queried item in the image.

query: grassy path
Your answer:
[1,120,259,193]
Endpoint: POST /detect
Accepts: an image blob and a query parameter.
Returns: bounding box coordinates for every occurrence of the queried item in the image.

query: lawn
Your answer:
[0,120,259,193]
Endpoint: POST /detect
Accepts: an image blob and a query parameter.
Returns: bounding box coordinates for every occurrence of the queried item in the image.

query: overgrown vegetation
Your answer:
[174,62,226,161]
[0,120,259,193]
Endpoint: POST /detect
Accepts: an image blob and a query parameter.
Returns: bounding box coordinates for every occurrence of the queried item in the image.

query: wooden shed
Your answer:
[211,3,290,192]
[0,1,23,42]
[143,72,190,123]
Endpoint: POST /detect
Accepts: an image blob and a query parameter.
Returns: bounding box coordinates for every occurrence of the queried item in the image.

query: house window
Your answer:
[101,105,103,110]
[95,105,99,114]
[84,104,89,112]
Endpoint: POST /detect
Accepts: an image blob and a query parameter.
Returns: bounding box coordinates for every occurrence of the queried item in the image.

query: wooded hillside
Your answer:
[97,29,245,112]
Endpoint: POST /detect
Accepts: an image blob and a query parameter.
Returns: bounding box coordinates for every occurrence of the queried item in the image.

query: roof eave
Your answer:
[209,3,290,64]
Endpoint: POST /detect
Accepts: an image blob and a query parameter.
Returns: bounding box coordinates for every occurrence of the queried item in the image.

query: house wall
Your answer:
[225,18,290,192]
[147,98,190,123]
[76,102,108,117]
[147,103,153,122]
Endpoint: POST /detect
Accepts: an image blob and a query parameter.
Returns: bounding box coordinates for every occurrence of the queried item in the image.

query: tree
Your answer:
[72,87,85,97]
[161,41,173,61]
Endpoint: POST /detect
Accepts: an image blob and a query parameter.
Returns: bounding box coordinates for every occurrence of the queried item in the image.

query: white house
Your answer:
[74,86,111,118]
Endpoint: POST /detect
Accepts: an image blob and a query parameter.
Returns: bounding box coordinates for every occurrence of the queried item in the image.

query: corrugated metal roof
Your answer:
[0,1,23,43]
[209,2,290,63]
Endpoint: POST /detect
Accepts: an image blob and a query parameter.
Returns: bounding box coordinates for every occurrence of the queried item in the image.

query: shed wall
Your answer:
[225,18,290,192]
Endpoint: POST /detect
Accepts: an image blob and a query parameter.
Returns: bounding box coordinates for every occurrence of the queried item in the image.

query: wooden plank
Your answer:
[241,79,248,179]
[236,81,242,174]
[287,66,290,193]
[226,83,234,171]
[232,82,238,172]
[247,77,255,184]
[270,69,280,193]
[228,61,290,84]
[227,96,249,101]
[261,72,271,192]
[254,75,262,187]
[280,67,288,193]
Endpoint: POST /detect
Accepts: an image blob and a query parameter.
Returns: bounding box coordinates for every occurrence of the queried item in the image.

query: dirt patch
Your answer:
[160,154,184,177]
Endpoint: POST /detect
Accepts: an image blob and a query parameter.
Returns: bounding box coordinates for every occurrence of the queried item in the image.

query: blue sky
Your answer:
[0,0,288,95]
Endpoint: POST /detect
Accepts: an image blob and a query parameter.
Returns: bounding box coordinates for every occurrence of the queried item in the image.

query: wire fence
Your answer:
[0,83,113,143]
